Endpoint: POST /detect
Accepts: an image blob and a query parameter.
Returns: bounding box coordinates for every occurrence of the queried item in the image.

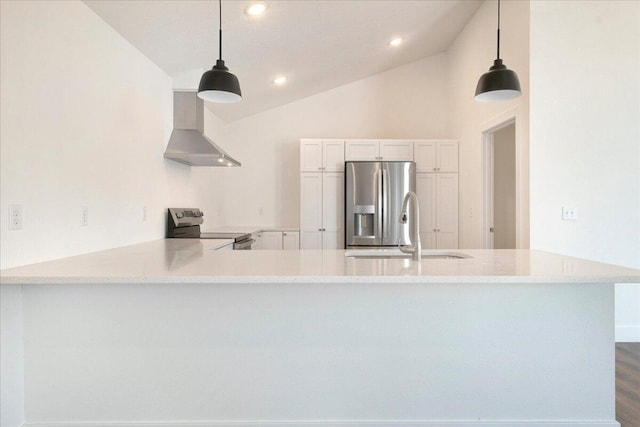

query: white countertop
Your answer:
[1,239,639,285]
[204,238,235,249]
[202,225,299,234]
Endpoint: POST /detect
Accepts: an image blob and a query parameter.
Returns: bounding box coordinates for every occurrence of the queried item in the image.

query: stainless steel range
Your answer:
[167,208,254,250]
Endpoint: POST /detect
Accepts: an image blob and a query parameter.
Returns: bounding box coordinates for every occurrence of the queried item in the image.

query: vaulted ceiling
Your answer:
[84,0,482,122]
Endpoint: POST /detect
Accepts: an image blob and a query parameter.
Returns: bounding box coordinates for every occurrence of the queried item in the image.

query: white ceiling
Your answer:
[83,0,482,123]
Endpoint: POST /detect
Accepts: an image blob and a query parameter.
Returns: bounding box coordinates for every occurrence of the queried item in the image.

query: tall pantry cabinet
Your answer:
[300,139,344,249]
[414,140,459,249]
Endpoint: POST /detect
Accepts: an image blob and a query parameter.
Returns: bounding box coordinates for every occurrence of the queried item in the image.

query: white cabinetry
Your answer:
[414,140,458,172]
[300,139,344,172]
[283,231,300,250]
[261,231,300,250]
[300,139,344,249]
[300,138,456,250]
[379,140,414,161]
[345,140,413,161]
[414,141,458,249]
[416,173,459,249]
[300,171,344,249]
[262,231,282,250]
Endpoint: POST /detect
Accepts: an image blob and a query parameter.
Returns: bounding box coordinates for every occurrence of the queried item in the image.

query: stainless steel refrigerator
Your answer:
[345,161,416,247]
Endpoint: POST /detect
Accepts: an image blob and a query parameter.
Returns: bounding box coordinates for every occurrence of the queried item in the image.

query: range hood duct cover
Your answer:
[164,91,240,167]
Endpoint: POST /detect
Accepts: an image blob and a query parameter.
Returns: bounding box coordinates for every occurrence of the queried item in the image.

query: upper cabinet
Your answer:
[345,140,413,161]
[414,140,458,172]
[300,139,344,172]
[344,140,378,161]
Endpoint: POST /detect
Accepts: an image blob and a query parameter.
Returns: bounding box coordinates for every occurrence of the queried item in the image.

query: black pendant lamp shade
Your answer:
[475,0,521,102]
[198,59,242,103]
[198,0,242,103]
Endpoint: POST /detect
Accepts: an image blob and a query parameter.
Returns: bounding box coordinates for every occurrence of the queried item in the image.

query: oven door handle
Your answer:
[234,239,255,250]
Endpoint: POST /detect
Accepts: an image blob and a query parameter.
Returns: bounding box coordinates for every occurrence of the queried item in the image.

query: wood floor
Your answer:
[617,343,640,427]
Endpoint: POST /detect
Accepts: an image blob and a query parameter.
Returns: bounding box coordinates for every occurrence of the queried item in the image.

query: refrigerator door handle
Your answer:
[382,167,389,240]
[376,167,383,241]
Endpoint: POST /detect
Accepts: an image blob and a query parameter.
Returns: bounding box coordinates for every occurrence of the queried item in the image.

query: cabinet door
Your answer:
[437,141,458,173]
[301,231,322,249]
[322,172,344,249]
[323,140,345,172]
[282,231,299,250]
[380,140,413,161]
[414,141,437,172]
[344,140,379,161]
[436,173,459,249]
[262,231,283,250]
[416,173,437,249]
[300,173,323,249]
[300,139,323,172]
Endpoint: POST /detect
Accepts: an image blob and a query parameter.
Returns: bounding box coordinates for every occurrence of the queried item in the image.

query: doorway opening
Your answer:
[481,107,526,249]
[484,122,516,249]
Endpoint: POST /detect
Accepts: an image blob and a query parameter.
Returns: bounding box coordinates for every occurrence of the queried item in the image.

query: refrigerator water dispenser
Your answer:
[352,205,375,237]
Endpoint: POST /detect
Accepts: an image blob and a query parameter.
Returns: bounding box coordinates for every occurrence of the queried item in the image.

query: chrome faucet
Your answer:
[398,191,421,261]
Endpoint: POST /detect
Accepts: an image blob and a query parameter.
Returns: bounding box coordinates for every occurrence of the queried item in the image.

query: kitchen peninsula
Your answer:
[2,239,639,426]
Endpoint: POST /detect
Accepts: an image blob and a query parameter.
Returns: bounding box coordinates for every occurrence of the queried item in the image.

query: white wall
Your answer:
[199,54,448,227]
[529,0,640,340]
[445,0,530,249]
[0,0,199,269]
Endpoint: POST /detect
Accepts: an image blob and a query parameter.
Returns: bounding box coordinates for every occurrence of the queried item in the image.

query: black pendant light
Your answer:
[475,0,521,102]
[198,0,242,103]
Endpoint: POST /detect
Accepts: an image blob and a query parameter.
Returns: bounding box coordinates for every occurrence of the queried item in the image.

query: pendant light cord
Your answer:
[496,0,501,60]
[218,0,222,61]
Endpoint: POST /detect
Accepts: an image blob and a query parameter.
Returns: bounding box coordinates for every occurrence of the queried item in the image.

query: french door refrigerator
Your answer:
[345,161,416,247]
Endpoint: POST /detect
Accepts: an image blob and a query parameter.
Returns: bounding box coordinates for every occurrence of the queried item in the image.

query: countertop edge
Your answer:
[0,275,634,286]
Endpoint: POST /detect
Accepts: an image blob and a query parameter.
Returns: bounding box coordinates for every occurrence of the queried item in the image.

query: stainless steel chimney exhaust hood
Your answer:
[164,91,240,167]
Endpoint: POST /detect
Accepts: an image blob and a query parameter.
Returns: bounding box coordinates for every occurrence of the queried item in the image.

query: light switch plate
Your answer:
[80,206,89,226]
[562,206,577,221]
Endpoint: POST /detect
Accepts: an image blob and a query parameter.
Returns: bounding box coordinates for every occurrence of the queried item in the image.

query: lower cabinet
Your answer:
[283,231,300,250]
[261,231,300,250]
[300,172,344,249]
[416,173,459,249]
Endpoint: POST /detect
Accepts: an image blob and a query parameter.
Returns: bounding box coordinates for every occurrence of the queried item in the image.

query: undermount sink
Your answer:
[344,249,472,259]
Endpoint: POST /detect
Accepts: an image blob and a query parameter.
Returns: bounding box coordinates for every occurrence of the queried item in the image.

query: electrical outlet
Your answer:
[259,207,264,216]
[9,205,22,230]
[562,206,577,221]
[80,206,89,226]
[142,206,147,222]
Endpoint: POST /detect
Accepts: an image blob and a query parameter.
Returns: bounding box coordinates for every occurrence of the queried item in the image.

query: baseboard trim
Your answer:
[22,420,621,427]
[616,325,640,342]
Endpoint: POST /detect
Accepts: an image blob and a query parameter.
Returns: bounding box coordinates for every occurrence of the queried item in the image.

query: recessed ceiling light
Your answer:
[389,37,403,47]
[273,76,287,85]
[246,2,267,16]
